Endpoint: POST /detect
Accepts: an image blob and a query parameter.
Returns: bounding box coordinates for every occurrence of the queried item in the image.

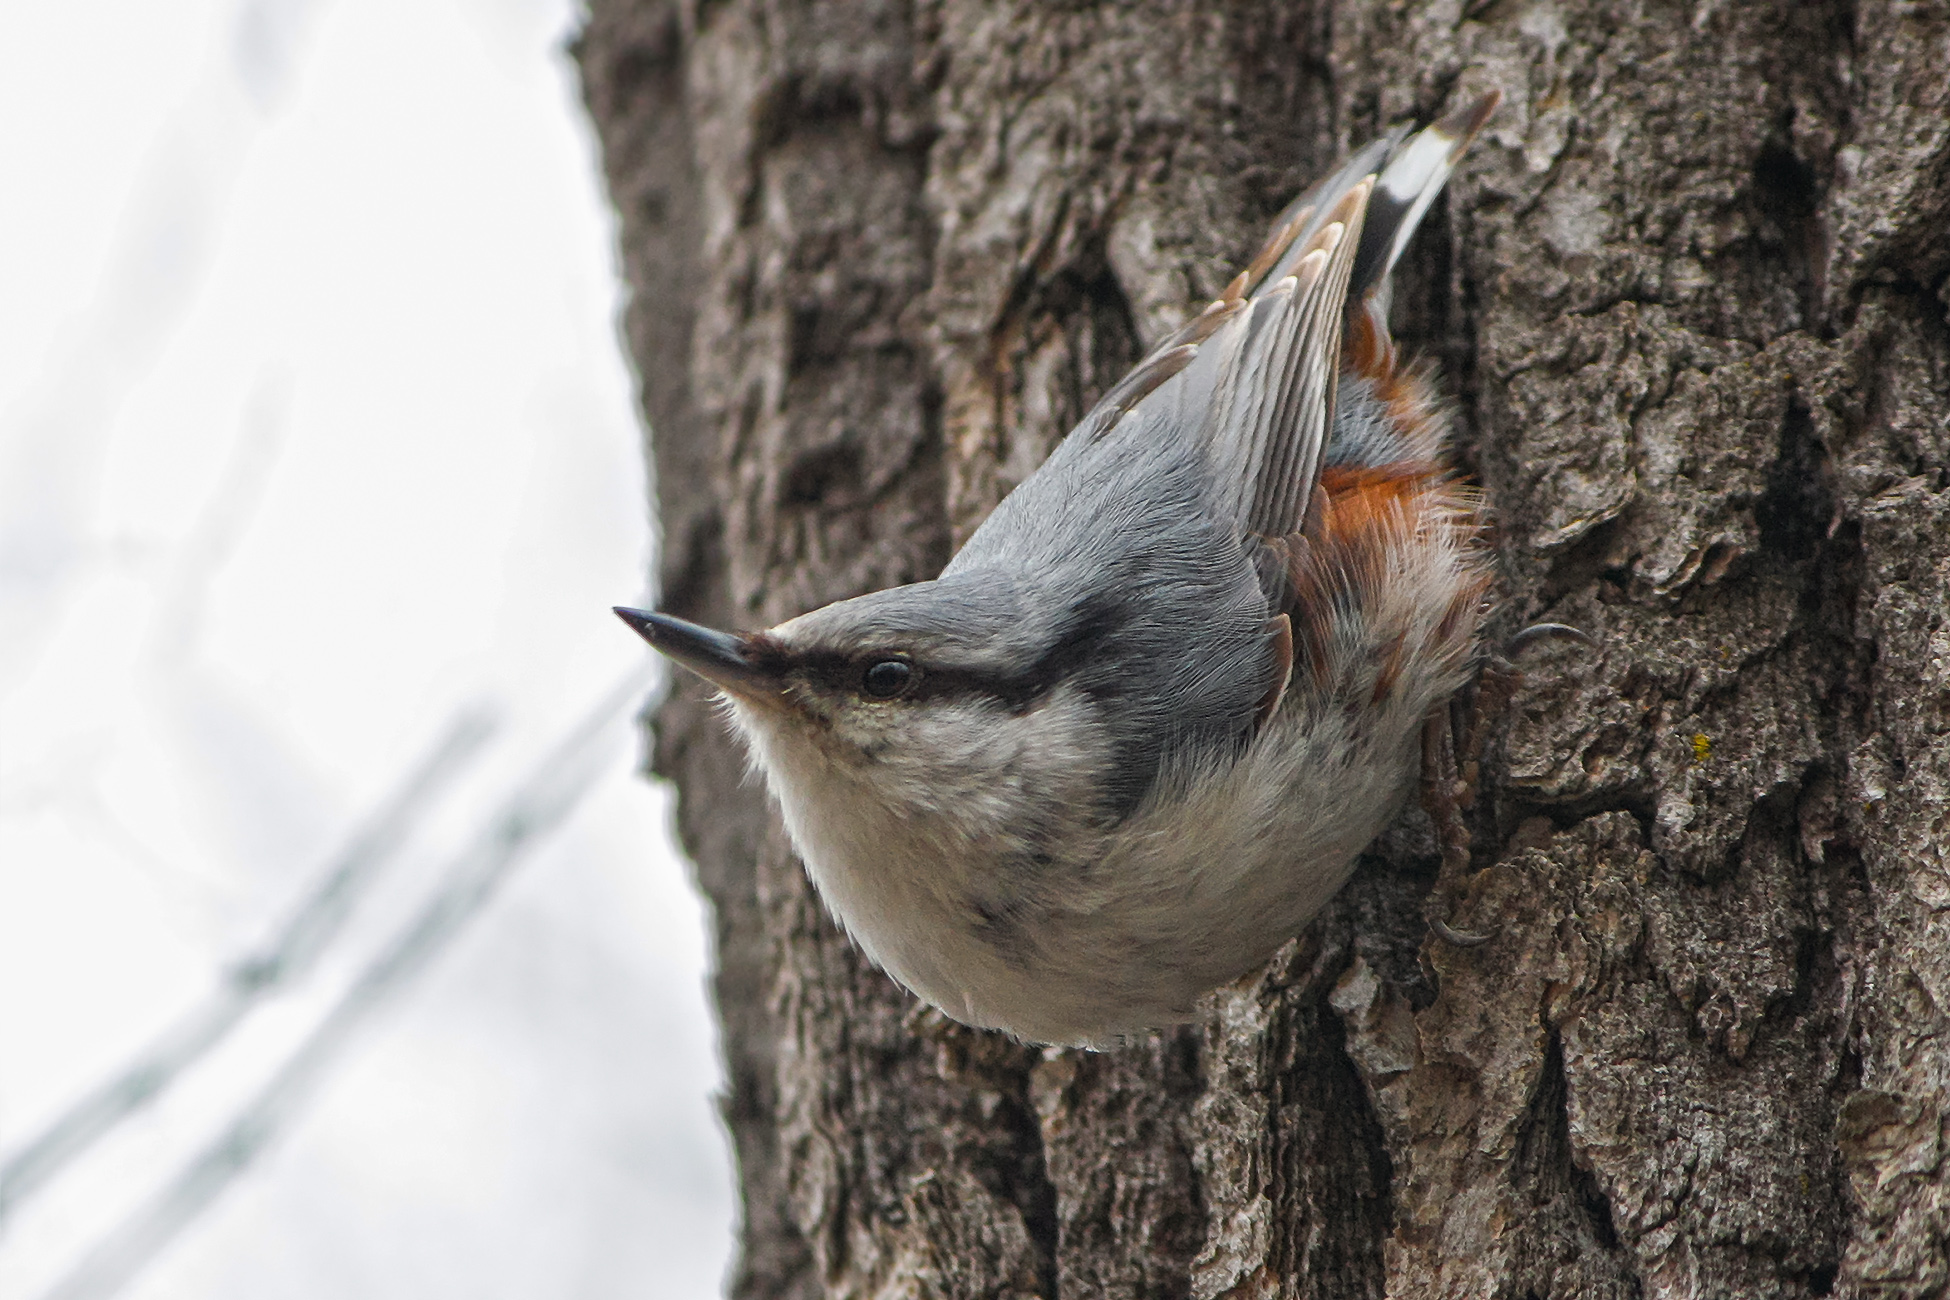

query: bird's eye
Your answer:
[861,659,914,699]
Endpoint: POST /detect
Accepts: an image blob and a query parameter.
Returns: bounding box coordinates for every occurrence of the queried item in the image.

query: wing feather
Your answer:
[1066,90,1499,540]
[1190,181,1368,540]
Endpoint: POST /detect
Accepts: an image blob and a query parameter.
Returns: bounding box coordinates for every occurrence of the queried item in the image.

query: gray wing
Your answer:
[1071,91,1499,541]
[1180,182,1369,541]
[1063,181,1370,543]
[1064,134,1399,453]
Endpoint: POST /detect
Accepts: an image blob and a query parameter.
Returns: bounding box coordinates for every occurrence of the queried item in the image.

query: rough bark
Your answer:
[574,3,1950,1297]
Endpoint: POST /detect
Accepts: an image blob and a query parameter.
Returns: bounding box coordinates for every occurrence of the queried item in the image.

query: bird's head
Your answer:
[615,573,1149,831]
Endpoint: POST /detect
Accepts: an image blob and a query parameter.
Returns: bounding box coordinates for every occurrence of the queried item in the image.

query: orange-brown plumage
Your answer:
[1279,312,1491,716]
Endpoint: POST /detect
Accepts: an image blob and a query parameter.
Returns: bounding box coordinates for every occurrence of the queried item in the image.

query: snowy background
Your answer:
[0,0,733,1296]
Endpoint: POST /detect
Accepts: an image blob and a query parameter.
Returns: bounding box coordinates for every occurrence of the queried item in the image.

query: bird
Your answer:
[618,91,1502,1048]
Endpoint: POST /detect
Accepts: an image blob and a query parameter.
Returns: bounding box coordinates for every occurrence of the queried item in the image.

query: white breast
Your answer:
[730,682,1426,1048]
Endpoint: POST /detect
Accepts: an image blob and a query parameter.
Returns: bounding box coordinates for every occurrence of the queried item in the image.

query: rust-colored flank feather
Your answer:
[1282,296,1491,709]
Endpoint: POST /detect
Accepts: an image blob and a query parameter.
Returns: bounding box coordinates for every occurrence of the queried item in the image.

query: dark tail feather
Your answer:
[1347,90,1501,303]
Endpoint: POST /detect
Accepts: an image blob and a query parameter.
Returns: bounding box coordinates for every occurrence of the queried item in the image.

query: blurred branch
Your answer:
[147,368,292,669]
[0,706,498,1226]
[39,663,657,1300]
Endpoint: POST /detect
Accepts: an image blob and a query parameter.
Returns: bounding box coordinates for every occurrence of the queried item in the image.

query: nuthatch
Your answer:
[620,93,1501,1047]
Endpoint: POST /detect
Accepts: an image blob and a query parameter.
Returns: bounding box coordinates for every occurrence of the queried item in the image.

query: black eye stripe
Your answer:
[785,647,1088,713]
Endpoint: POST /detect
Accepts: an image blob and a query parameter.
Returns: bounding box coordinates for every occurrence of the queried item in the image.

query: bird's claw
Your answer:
[1503,621,1597,657]
[1430,913,1495,948]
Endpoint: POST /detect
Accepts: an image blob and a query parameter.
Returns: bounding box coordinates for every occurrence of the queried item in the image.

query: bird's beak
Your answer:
[613,607,782,701]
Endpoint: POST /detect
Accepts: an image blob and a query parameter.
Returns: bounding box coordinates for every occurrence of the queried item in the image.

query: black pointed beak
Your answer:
[613,607,779,698]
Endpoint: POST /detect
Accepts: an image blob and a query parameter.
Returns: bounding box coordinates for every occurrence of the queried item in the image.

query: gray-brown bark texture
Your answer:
[574,3,1950,1296]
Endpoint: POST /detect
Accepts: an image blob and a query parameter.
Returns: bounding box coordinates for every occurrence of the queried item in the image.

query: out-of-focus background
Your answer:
[0,1,733,1297]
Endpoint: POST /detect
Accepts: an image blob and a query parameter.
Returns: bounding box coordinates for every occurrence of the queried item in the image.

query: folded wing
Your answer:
[1073,91,1500,544]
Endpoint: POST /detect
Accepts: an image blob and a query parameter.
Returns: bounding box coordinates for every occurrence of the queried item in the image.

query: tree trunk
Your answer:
[574,4,1950,1296]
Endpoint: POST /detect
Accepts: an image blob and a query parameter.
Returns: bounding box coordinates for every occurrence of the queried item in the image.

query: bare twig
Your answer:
[147,369,292,669]
[38,663,656,1300]
[0,706,497,1225]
